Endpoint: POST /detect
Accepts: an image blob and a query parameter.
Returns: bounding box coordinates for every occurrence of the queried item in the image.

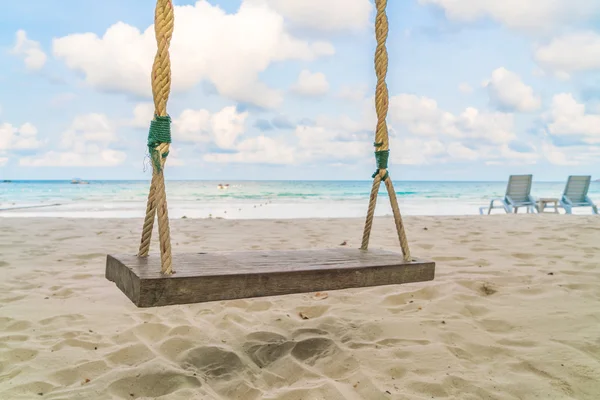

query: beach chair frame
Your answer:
[560,175,598,215]
[479,175,538,215]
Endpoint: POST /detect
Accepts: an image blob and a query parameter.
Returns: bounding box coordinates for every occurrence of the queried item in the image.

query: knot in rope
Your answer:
[147,114,172,173]
[372,149,390,180]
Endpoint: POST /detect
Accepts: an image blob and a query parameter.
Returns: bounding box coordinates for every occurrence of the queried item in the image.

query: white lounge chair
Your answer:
[560,175,598,215]
[479,175,538,214]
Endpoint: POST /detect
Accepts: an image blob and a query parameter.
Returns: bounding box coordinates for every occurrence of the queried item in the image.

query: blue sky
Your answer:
[1,0,600,181]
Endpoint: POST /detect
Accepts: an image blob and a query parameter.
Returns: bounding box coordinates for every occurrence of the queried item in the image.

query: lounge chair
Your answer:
[479,174,538,214]
[560,175,598,214]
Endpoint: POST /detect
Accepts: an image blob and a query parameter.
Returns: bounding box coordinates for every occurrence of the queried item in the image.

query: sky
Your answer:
[1,0,600,181]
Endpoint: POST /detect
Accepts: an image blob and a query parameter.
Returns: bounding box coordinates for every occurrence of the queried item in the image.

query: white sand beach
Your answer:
[0,215,599,399]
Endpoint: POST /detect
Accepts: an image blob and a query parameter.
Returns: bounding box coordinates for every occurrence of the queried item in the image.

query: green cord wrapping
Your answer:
[372,150,390,180]
[147,114,172,173]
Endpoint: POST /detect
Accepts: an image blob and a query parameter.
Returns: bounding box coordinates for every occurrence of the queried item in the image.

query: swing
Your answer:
[105,0,435,307]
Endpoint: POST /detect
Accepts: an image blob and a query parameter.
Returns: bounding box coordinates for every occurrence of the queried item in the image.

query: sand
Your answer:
[0,215,599,400]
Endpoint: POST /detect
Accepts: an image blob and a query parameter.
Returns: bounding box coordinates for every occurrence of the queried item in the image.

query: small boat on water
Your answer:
[217,183,230,190]
[71,178,89,185]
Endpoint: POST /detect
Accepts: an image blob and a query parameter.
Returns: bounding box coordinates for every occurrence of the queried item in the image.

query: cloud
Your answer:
[387,94,517,145]
[307,93,538,165]
[11,30,47,71]
[535,32,600,77]
[204,135,296,165]
[458,83,473,94]
[201,89,540,168]
[338,85,368,101]
[417,0,600,31]
[52,1,334,109]
[0,157,7,166]
[131,103,249,148]
[50,92,78,108]
[20,113,126,167]
[540,140,600,166]
[254,119,274,131]
[291,70,330,96]
[263,0,373,31]
[0,122,43,151]
[545,93,600,144]
[271,115,295,129]
[483,67,541,112]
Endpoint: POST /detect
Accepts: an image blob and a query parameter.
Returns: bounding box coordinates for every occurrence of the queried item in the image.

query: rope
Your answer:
[360,0,411,262]
[137,0,174,275]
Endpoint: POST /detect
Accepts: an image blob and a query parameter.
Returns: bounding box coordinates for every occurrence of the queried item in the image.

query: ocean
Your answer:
[1,180,598,218]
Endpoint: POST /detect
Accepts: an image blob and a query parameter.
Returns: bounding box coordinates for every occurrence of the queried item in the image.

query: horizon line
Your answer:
[3,178,595,183]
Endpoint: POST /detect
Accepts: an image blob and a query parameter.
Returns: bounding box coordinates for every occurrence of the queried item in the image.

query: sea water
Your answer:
[1,180,598,218]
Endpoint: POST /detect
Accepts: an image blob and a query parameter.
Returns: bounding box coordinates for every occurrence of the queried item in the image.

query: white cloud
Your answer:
[0,122,43,151]
[52,1,334,109]
[50,92,78,108]
[164,146,185,167]
[130,103,156,129]
[204,135,296,165]
[484,67,541,112]
[338,85,368,101]
[535,32,600,76]
[20,113,126,167]
[539,140,600,166]
[291,70,330,96]
[302,93,534,165]
[545,93,600,144]
[0,157,7,166]
[263,0,373,31]
[202,89,538,167]
[173,109,212,143]
[458,83,473,94]
[541,142,579,166]
[11,30,47,71]
[418,0,600,31]
[387,94,517,145]
[131,104,248,148]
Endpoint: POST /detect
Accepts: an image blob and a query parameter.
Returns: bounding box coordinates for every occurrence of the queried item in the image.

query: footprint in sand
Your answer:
[243,331,295,368]
[1,294,27,303]
[132,322,172,342]
[291,337,339,365]
[3,348,39,364]
[456,280,498,296]
[50,360,111,386]
[296,305,330,320]
[109,372,201,399]
[39,314,85,326]
[51,338,100,351]
[106,343,155,367]
[180,346,246,379]
[0,335,29,343]
[5,319,32,332]
[477,318,515,334]
[291,328,330,340]
[159,337,196,359]
[1,381,57,398]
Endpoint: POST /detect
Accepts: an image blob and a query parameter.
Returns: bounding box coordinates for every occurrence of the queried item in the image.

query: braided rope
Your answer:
[361,0,411,261]
[360,174,382,250]
[137,0,174,274]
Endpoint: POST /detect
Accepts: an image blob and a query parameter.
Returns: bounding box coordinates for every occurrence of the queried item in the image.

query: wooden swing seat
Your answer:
[106,248,435,307]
